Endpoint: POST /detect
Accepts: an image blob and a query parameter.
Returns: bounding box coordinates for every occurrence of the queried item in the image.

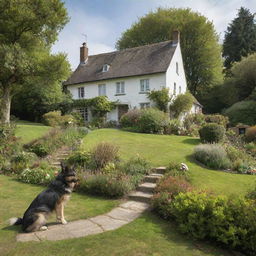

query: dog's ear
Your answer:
[60,162,68,173]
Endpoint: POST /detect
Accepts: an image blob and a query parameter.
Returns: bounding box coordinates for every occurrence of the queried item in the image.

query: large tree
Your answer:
[0,0,69,123]
[223,7,256,70]
[116,8,223,99]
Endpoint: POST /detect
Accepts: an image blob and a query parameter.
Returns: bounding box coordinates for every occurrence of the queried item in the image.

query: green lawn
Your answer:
[1,128,251,255]
[82,129,256,196]
[15,121,52,144]
[0,175,235,256]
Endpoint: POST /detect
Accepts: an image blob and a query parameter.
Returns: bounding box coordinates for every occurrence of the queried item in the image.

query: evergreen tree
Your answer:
[223,7,256,69]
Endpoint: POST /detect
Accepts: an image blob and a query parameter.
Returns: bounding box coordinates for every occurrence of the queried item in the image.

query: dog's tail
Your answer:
[9,217,23,226]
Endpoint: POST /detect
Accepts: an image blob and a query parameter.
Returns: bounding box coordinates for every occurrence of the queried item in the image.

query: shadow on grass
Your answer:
[139,211,238,256]
[181,138,200,145]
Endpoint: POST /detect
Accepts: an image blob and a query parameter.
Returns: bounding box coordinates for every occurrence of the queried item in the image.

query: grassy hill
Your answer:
[82,129,256,196]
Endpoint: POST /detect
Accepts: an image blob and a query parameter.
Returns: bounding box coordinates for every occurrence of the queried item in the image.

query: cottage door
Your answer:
[118,105,129,120]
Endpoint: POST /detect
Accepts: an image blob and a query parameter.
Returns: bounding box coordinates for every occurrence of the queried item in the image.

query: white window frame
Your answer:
[140,102,150,109]
[173,82,177,95]
[140,79,150,92]
[78,87,84,98]
[98,84,106,96]
[116,81,125,94]
[102,64,109,72]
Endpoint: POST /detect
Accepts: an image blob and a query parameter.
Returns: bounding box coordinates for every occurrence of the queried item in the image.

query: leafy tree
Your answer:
[223,7,256,70]
[224,100,256,126]
[169,93,194,118]
[148,88,171,112]
[11,51,71,121]
[0,0,69,123]
[116,8,223,98]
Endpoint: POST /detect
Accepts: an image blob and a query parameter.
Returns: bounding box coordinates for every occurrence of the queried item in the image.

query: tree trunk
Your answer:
[1,86,11,124]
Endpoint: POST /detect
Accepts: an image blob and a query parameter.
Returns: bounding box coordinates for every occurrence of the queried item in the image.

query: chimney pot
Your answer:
[80,42,88,64]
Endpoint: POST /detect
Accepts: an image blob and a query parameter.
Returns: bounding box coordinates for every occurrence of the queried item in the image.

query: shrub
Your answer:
[245,126,256,142]
[42,111,75,127]
[168,192,256,255]
[137,108,169,134]
[204,114,229,127]
[165,161,190,178]
[152,175,192,218]
[122,156,151,176]
[78,172,133,198]
[66,150,92,168]
[147,88,170,112]
[165,119,182,135]
[199,123,225,143]
[120,109,142,128]
[194,144,231,169]
[224,100,256,126]
[91,142,119,170]
[169,92,194,118]
[19,167,55,185]
[10,152,37,174]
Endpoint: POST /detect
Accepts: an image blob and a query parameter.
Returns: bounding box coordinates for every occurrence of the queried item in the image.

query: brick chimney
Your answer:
[172,30,180,46]
[80,42,88,64]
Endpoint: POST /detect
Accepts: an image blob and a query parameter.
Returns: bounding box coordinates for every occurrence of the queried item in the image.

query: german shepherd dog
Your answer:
[9,163,78,232]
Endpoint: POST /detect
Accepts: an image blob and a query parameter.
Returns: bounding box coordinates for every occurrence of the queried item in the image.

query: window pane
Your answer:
[145,79,150,91]
[121,82,125,93]
[140,80,144,92]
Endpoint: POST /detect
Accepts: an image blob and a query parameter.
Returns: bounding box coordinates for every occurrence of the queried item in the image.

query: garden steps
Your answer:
[48,146,72,168]
[137,182,156,193]
[128,191,153,203]
[16,167,166,242]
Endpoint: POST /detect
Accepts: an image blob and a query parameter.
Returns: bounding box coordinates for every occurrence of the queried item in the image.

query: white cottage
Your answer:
[64,31,197,122]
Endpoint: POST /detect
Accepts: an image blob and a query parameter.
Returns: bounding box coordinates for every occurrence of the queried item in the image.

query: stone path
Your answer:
[16,167,166,242]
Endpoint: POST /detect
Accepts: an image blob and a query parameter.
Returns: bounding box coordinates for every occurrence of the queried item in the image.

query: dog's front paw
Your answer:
[61,219,68,225]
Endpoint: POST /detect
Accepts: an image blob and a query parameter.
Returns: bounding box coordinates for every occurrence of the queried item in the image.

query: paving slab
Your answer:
[16,232,40,242]
[89,215,128,231]
[119,201,149,211]
[107,207,141,222]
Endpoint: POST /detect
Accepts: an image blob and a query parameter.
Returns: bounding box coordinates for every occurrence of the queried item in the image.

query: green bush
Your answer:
[91,142,119,170]
[78,172,133,198]
[224,100,256,126]
[10,152,37,174]
[165,119,182,135]
[19,167,55,185]
[120,109,142,128]
[169,93,194,118]
[66,150,92,168]
[42,111,75,127]
[148,88,170,112]
[122,156,151,176]
[137,108,169,134]
[168,192,256,255]
[245,126,256,142]
[194,144,231,169]
[204,114,229,127]
[199,123,225,143]
[152,175,192,219]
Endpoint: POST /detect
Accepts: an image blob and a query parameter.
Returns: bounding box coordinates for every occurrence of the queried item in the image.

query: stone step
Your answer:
[144,173,163,183]
[56,157,68,161]
[154,167,167,175]
[51,162,61,166]
[137,182,156,193]
[128,191,153,203]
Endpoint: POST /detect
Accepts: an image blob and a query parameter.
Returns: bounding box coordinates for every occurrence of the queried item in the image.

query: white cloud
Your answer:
[52,0,256,70]
[51,6,115,70]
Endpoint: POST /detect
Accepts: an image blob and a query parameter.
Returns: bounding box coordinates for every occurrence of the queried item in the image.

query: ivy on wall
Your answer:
[72,96,117,117]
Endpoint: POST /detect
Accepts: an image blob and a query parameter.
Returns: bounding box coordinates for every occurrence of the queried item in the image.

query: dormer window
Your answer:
[102,64,110,72]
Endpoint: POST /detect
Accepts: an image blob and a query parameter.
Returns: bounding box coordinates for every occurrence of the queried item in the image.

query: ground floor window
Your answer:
[140,102,150,109]
[77,107,88,122]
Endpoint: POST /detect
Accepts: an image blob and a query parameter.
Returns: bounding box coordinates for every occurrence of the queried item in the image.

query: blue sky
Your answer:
[52,0,255,70]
